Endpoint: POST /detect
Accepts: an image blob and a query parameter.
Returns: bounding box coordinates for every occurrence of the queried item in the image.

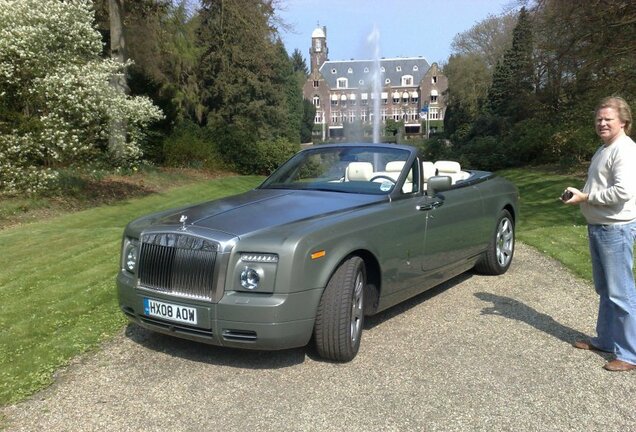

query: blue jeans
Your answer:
[588,221,636,364]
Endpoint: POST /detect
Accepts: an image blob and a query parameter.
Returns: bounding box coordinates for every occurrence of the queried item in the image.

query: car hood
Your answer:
[134,189,385,237]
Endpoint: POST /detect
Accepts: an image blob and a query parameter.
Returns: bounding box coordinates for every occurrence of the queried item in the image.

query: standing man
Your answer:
[563,96,636,372]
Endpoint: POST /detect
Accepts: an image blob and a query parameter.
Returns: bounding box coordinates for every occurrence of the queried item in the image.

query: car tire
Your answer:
[475,209,514,275]
[314,256,365,362]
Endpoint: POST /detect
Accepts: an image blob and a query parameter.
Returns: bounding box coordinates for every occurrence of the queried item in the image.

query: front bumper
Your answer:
[116,272,322,350]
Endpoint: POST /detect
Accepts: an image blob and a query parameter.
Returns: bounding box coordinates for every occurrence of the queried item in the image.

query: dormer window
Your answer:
[401,75,413,86]
[331,68,337,74]
[380,66,385,72]
[364,67,369,73]
[413,65,419,71]
[347,67,353,74]
[337,78,348,89]
[396,66,402,72]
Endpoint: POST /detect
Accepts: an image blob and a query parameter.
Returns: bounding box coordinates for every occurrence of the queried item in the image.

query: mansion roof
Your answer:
[318,57,431,90]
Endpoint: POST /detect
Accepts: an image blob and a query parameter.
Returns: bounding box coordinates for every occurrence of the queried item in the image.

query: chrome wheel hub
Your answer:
[496,217,514,267]
[350,271,364,343]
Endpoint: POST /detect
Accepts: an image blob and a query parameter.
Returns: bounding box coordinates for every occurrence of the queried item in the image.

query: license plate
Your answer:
[143,298,197,325]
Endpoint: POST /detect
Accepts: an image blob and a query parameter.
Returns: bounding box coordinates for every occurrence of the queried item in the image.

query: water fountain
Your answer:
[367,25,382,143]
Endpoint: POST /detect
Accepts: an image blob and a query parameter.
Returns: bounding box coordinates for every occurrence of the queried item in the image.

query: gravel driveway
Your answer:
[3,243,636,431]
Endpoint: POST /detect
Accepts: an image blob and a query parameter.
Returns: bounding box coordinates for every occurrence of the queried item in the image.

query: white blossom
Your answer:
[0,0,163,194]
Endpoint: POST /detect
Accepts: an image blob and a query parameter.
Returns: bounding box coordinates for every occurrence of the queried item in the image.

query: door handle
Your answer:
[416,199,443,211]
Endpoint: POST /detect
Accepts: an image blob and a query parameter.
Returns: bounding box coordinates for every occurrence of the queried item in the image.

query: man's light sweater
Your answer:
[581,134,636,225]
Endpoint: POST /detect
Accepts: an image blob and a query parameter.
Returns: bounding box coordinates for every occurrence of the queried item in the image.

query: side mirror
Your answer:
[427,175,452,196]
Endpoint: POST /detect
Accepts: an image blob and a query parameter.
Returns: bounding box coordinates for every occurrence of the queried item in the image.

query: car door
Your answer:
[418,183,487,275]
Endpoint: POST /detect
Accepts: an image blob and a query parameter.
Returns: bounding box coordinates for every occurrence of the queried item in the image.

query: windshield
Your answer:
[260,146,413,195]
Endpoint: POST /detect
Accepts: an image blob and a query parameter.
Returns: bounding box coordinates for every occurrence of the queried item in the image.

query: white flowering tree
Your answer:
[0,0,163,194]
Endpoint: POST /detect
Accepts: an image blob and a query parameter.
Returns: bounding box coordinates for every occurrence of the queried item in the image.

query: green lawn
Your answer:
[0,168,596,406]
[498,169,592,280]
[0,175,262,405]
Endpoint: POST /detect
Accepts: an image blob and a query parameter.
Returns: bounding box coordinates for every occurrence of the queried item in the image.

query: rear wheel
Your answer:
[314,256,365,362]
[475,209,514,275]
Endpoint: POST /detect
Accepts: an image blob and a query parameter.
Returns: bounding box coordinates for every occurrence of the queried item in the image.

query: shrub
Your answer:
[163,121,223,170]
[0,0,163,194]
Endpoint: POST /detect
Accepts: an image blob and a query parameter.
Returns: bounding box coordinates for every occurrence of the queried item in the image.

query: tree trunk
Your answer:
[109,0,129,163]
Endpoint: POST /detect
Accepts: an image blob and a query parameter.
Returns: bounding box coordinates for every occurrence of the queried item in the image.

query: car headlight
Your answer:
[122,238,139,274]
[240,267,261,290]
[234,253,279,292]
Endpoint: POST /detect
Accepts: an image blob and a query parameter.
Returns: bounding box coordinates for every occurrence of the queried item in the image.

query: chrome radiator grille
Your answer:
[137,233,218,300]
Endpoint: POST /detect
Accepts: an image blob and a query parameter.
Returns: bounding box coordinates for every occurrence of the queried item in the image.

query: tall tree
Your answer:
[451,13,517,72]
[108,0,129,161]
[196,0,300,173]
[486,7,535,121]
[291,48,309,76]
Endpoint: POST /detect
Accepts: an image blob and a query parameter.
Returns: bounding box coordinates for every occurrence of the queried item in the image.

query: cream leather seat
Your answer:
[384,160,413,193]
[345,162,373,181]
[434,161,469,184]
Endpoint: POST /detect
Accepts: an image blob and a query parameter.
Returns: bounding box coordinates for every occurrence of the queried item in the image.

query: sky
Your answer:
[277,0,518,65]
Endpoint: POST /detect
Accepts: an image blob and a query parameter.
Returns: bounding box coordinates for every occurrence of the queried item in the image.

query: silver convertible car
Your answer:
[117,143,518,362]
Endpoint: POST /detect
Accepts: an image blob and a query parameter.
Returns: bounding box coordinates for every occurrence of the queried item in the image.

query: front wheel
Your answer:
[475,209,514,275]
[314,256,365,362]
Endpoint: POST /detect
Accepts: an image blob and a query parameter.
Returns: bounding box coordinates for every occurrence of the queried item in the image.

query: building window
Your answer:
[380,66,385,72]
[361,111,367,122]
[429,107,439,119]
[337,78,348,89]
[393,109,400,121]
[315,111,323,123]
[381,109,388,121]
[430,89,439,103]
[364,67,369,73]
[392,94,400,104]
[313,80,319,88]
[331,111,340,123]
[359,79,364,85]
[413,65,419,71]
[385,78,391,84]
[410,92,418,103]
[349,111,355,122]
[432,76,437,84]
[347,67,353,74]
[313,96,320,107]
[401,75,413,86]
[331,68,337,74]
[331,98,338,106]
[396,66,402,72]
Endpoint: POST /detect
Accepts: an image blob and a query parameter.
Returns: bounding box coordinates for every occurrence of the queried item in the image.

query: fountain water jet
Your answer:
[367,25,381,143]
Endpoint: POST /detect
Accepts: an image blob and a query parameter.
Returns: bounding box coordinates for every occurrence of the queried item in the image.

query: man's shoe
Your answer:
[603,359,636,372]
[572,340,611,352]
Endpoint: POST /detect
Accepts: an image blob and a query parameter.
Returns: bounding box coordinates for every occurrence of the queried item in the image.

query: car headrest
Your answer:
[346,162,373,181]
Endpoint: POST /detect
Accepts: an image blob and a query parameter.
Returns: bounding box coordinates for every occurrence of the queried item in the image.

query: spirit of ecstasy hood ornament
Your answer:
[179,215,188,231]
